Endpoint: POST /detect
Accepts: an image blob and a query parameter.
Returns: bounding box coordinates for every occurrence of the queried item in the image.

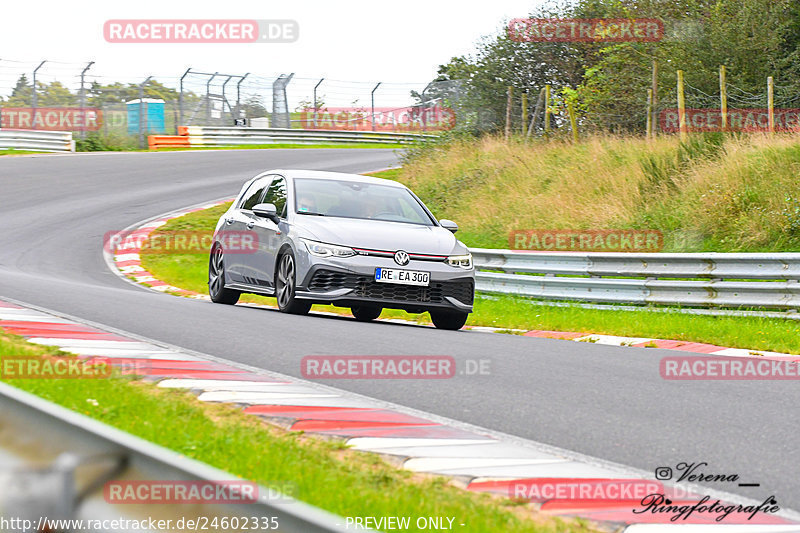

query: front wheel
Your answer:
[351,306,382,322]
[208,246,241,305]
[430,310,469,330]
[275,251,311,315]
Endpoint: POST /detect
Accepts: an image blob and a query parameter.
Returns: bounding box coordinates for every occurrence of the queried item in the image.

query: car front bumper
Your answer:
[294,254,474,313]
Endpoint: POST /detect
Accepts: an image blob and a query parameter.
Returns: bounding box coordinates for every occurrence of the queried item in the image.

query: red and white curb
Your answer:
[523,330,798,360]
[2,297,799,531]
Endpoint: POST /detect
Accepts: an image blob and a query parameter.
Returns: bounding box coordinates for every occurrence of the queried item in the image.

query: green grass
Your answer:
[393,133,800,251]
[0,331,584,532]
[0,149,42,155]
[138,200,800,355]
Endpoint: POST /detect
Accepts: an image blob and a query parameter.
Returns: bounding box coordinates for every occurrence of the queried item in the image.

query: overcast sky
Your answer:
[0,0,542,104]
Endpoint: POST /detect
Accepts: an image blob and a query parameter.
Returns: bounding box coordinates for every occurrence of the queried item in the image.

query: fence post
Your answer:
[31,61,47,128]
[521,91,528,135]
[651,60,658,134]
[544,84,551,135]
[527,88,545,138]
[179,68,191,130]
[568,100,578,142]
[138,76,152,150]
[719,65,727,131]
[677,70,687,142]
[505,86,513,139]
[646,88,653,138]
[371,82,381,131]
[768,76,774,135]
[78,61,94,140]
[313,78,324,129]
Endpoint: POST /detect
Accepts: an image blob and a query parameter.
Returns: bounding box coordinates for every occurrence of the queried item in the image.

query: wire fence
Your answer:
[0,59,458,144]
[2,58,798,145]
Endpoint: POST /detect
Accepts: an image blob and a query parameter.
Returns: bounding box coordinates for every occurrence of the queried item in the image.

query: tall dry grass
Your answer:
[398,133,800,251]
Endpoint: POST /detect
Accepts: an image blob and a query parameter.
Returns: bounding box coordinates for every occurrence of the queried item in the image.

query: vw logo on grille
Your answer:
[394,250,410,266]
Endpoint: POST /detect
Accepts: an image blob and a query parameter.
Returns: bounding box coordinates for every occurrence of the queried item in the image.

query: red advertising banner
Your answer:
[299,106,455,132]
[660,108,800,133]
[1,107,103,131]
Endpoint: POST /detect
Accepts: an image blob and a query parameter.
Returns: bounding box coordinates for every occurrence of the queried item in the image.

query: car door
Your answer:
[244,174,288,289]
[224,177,271,283]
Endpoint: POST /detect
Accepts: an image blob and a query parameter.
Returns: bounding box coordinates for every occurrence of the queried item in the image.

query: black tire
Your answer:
[351,306,382,322]
[430,310,469,330]
[208,246,241,305]
[275,251,311,315]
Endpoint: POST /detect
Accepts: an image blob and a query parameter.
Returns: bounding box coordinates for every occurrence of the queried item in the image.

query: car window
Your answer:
[263,176,288,218]
[239,178,271,210]
[293,178,434,225]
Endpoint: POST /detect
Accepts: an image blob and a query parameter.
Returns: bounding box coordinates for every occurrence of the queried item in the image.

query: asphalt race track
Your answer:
[0,149,796,509]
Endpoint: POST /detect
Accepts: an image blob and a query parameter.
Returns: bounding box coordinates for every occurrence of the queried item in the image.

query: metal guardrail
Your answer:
[472,249,800,309]
[149,126,435,149]
[0,130,75,152]
[0,382,366,532]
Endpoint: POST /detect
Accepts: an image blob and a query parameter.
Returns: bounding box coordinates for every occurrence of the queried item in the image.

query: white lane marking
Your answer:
[424,461,625,478]
[348,438,495,450]
[198,391,339,403]
[159,380,302,392]
[404,457,567,472]
[575,335,655,346]
[623,526,800,533]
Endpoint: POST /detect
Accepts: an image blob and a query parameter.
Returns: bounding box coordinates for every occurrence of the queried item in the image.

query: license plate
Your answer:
[375,268,430,286]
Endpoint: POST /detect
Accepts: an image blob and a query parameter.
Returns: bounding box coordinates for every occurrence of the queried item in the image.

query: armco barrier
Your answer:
[472,249,800,309]
[148,126,435,149]
[0,382,363,532]
[0,129,75,152]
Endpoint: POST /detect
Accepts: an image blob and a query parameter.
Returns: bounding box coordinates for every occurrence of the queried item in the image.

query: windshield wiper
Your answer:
[297,211,326,216]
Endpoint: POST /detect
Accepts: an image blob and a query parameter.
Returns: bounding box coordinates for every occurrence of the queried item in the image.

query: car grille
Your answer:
[308,270,360,291]
[308,269,474,305]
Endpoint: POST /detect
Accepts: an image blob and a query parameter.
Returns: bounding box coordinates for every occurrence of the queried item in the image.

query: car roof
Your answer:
[260,169,407,188]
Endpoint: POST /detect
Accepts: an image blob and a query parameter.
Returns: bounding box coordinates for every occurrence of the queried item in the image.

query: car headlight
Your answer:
[300,238,356,258]
[446,253,473,269]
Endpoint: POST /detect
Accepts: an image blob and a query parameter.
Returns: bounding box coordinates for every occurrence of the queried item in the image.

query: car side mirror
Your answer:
[252,203,278,222]
[439,219,458,233]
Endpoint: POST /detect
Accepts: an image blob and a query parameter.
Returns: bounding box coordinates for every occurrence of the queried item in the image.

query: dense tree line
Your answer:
[431,0,800,133]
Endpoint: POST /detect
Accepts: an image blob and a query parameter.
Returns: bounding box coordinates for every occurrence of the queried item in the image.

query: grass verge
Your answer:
[0,330,586,532]
[138,201,800,355]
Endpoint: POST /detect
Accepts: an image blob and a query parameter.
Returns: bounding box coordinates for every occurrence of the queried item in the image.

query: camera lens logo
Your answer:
[655,467,673,480]
[394,250,410,266]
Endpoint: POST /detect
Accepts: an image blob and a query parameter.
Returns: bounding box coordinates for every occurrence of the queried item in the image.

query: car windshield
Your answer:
[293,178,435,226]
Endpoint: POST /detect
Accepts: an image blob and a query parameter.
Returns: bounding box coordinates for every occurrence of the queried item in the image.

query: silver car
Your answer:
[208,169,474,330]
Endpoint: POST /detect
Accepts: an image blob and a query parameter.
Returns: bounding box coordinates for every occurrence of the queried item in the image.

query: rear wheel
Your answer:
[275,251,311,315]
[208,246,241,305]
[351,306,382,322]
[430,310,469,330]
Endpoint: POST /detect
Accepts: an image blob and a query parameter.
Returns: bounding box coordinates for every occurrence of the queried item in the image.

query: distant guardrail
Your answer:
[148,126,436,149]
[0,129,75,152]
[472,249,800,309]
